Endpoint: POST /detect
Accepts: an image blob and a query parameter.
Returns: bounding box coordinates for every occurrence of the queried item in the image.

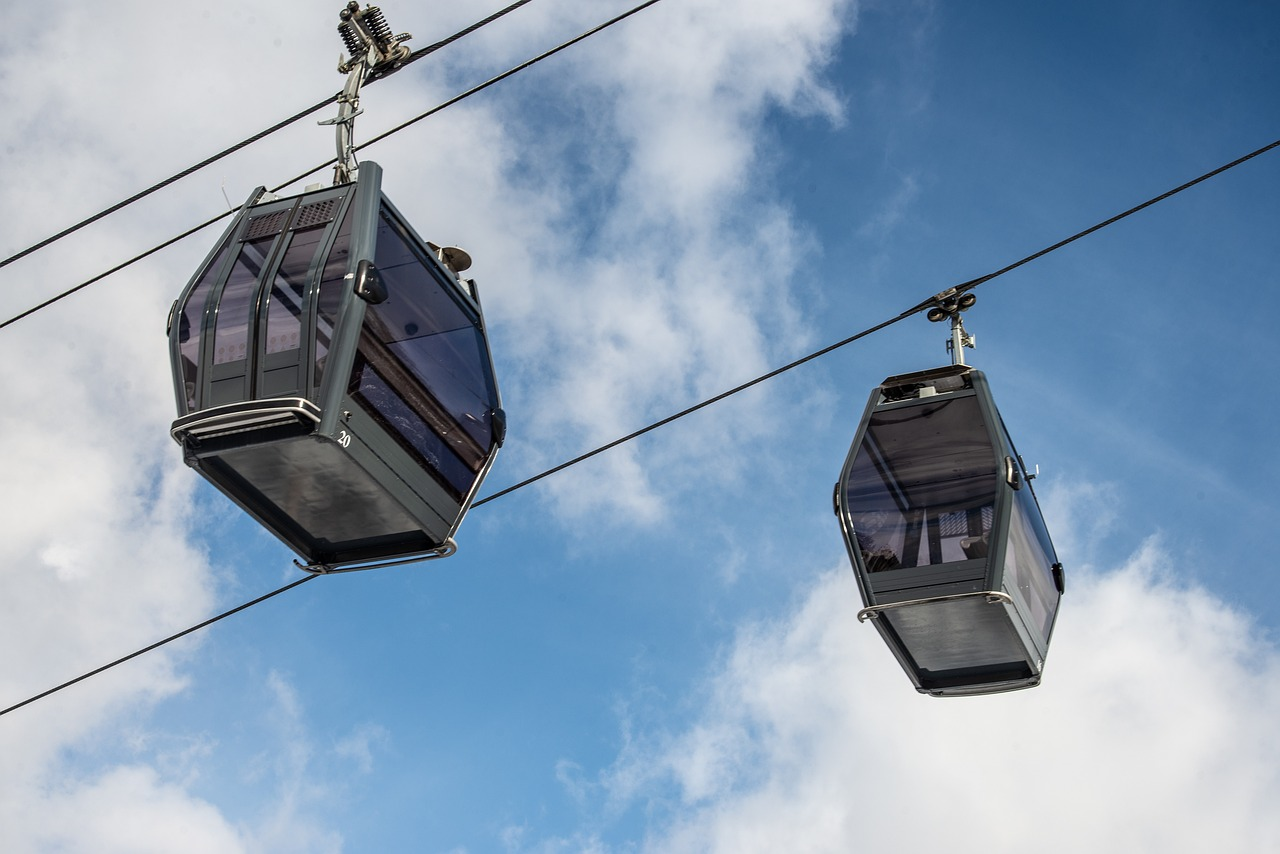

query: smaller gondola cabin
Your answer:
[835,365,1063,695]
[167,161,503,571]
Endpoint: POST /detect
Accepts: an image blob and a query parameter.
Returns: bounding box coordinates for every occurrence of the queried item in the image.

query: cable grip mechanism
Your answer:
[322,3,413,184]
[926,290,977,366]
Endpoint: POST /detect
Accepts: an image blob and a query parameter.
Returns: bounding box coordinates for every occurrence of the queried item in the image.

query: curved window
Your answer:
[844,395,996,571]
[313,206,356,389]
[347,208,499,499]
[263,225,326,356]
[176,235,235,412]
[213,237,275,365]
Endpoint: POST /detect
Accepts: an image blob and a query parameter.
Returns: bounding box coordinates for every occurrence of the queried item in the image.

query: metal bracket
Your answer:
[926,291,977,366]
[323,3,413,184]
[857,590,1013,623]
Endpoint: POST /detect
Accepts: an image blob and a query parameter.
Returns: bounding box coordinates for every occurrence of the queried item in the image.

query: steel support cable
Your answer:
[0,306,906,722]
[0,0,538,276]
[0,0,665,333]
[266,0,668,195]
[1,116,1276,722]
[0,575,316,719]
[0,210,240,332]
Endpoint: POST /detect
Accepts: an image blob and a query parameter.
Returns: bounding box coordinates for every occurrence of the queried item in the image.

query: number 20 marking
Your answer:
[337,430,352,448]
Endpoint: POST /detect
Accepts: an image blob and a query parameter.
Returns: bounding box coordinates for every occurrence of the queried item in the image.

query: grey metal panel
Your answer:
[866,559,987,595]
[261,365,301,397]
[882,597,1030,674]
[316,163,383,437]
[334,401,460,538]
[191,432,450,565]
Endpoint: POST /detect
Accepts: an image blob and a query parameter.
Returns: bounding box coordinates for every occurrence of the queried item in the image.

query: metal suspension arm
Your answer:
[321,3,413,184]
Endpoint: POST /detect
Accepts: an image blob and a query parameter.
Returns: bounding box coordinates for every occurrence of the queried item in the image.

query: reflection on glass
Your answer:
[347,207,500,499]
[177,235,235,411]
[214,237,275,365]
[264,225,326,355]
[313,207,355,389]
[845,396,997,571]
[349,358,475,499]
[1005,477,1060,638]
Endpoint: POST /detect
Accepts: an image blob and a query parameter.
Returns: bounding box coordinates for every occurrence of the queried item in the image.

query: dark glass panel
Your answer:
[1005,481,1060,638]
[213,237,275,365]
[349,357,475,500]
[264,225,326,356]
[361,211,498,450]
[995,421,1061,638]
[845,395,996,570]
[313,206,355,389]
[177,235,235,411]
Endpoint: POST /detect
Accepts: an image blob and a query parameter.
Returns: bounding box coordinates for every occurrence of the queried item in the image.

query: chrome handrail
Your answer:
[857,590,1013,623]
[296,537,457,574]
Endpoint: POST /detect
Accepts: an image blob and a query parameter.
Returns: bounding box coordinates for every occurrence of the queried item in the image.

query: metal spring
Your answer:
[362,6,394,46]
[337,20,364,57]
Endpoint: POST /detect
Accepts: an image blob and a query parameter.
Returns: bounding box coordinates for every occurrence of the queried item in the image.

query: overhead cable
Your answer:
[0,0,537,276]
[0,575,316,719]
[489,137,1280,500]
[0,0,666,332]
[4,134,1277,718]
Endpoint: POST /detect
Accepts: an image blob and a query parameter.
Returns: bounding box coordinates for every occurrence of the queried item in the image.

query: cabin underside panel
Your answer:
[191,435,451,565]
[881,596,1037,693]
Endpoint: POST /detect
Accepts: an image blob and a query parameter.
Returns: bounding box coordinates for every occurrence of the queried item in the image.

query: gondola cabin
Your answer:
[835,365,1063,695]
[167,161,504,571]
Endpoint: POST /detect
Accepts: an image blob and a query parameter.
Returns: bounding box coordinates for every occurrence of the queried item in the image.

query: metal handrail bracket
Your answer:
[857,590,1013,623]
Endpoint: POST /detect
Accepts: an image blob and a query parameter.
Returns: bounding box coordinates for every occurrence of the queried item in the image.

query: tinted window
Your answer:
[263,225,326,355]
[349,358,476,499]
[176,234,235,411]
[347,210,498,498]
[313,206,355,389]
[365,212,497,447]
[214,237,275,365]
[844,395,996,570]
[1005,486,1060,639]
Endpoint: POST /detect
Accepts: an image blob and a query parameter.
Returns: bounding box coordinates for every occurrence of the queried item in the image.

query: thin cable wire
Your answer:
[0,575,317,718]
[267,0,668,194]
[474,310,916,506]
[0,210,238,332]
[474,132,1280,499]
[405,0,536,63]
[0,0,537,275]
[942,136,1280,301]
[7,130,1275,717]
[1,50,1276,718]
[0,0,665,332]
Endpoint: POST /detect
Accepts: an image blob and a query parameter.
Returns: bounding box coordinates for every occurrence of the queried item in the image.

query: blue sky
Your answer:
[2,0,1279,851]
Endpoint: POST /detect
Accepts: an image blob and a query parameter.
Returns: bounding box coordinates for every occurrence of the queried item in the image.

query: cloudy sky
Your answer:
[2,0,1279,851]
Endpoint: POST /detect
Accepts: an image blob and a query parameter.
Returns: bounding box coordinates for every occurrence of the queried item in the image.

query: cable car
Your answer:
[167,161,504,572]
[834,301,1063,695]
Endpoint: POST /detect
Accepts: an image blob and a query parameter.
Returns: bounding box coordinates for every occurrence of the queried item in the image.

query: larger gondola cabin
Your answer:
[167,161,504,572]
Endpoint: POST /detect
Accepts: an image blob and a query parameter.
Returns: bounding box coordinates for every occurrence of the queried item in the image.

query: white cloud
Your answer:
[425,0,859,525]
[333,722,391,776]
[14,766,248,854]
[241,672,345,854]
[578,487,1280,853]
[856,170,921,241]
[0,0,857,847]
